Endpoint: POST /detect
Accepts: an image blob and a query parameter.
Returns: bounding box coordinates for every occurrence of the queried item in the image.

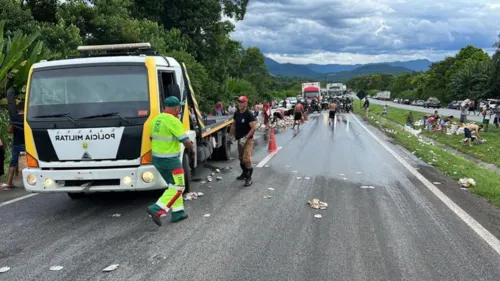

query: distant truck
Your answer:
[327,83,344,96]
[375,91,391,100]
[302,82,321,102]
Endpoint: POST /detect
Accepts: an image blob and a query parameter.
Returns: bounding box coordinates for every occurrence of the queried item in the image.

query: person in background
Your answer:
[468,100,475,115]
[228,103,236,115]
[2,101,25,190]
[494,103,500,129]
[406,112,414,128]
[440,115,453,134]
[460,102,468,124]
[380,105,387,118]
[215,101,223,116]
[230,96,256,187]
[433,110,440,120]
[463,123,483,147]
[363,98,370,120]
[481,105,490,132]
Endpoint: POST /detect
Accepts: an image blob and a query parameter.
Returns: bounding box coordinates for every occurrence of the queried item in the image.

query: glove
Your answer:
[239,136,248,144]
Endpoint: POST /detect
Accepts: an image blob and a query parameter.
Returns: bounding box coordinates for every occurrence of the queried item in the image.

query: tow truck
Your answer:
[21,43,233,199]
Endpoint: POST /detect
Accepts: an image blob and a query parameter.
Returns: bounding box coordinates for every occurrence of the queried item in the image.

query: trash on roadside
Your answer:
[216,176,222,181]
[304,177,310,180]
[308,198,328,210]
[268,188,274,191]
[458,178,476,188]
[339,174,345,176]
[356,172,362,174]
[342,177,347,181]
[215,169,221,173]
[203,214,211,217]
[265,165,270,167]
[296,177,302,180]
[50,266,64,271]
[207,176,213,182]
[183,192,198,201]
[0,267,10,273]
[433,182,441,185]
[200,181,207,184]
[197,192,204,196]
[103,264,119,272]
[360,185,374,189]
[263,195,272,199]
[292,171,298,173]
[211,172,215,176]
[314,214,322,219]
[111,214,121,217]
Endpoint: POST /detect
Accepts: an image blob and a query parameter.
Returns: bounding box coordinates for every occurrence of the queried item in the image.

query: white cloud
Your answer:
[231,0,500,64]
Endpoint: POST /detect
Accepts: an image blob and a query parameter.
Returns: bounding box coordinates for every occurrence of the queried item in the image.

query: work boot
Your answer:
[237,163,247,180]
[244,168,253,187]
[171,210,189,222]
[147,204,166,227]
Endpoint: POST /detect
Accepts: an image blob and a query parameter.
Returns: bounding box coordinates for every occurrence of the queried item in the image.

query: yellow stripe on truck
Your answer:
[24,67,38,159]
[182,102,190,132]
[141,57,160,157]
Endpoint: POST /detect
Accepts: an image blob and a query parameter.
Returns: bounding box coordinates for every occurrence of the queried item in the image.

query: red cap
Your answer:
[238,96,248,103]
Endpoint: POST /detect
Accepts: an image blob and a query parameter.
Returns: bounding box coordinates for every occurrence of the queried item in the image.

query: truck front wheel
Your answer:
[183,152,192,194]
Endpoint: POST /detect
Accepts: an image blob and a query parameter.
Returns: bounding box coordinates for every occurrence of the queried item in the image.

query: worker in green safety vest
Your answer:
[147,96,194,226]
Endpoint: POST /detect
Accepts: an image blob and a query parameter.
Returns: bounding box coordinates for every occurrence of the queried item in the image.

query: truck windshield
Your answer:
[305,92,319,98]
[27,65,149,119]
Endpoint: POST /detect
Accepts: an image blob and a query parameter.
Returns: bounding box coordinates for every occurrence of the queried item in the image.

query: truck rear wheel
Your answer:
[217,133,231,161]
[183,152,192,194]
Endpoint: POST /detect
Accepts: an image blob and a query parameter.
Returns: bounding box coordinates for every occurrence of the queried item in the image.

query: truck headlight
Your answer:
[141,171,154,183]
[122,176,132,185]
[44,178,54,187]
[27,174,37,186]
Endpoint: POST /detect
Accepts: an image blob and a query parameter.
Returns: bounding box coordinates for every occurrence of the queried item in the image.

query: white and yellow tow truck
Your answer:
[22,43,233,199]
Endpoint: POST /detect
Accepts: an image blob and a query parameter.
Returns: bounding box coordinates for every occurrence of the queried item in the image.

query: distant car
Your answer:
[287,97,298,105]
[416,100,425,106]
[411,100,417,106]
[402,99,411,105]
[424,98,441,108]
[448,100,460,109]
[393,98,400,103]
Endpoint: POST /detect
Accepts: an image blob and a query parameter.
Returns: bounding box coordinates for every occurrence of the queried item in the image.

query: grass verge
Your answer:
[362,101,500,167]
[353,100,500,207]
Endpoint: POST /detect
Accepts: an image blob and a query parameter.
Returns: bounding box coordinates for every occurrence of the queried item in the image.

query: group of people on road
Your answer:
[147,95,256,226]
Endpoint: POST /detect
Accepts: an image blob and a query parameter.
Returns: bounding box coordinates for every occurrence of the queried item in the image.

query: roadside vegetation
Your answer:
[363,102,500,167]
[353,100,500,207]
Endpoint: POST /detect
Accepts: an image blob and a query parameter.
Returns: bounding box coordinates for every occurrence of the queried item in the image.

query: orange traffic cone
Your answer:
[268,128,277,152]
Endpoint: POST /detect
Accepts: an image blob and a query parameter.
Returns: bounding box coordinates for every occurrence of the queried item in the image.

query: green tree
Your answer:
[25,0,58,23]
[450,59,491,100]
[0,20,41,95]
[0,0,37,35]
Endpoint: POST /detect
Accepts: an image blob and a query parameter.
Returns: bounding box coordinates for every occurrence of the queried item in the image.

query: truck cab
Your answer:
[22,43,233,198]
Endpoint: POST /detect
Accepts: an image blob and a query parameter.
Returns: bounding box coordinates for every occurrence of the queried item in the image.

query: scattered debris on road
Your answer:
[292,171,298,173]
[215,169,220,173]
[203,214,211,217]
[356,172,362,174]
[342,177,347,181]
[263,195,272,199]
[265,165,270,167]
[360,185,375,189]
[433,182,441,185]
[50,266,64,271]
[111,214,121,217]
[184,192,204,201]
[458,178,476,188]
[308,198,328,210]
[296,177,302,180]
[314,214,322,219]
[0,266,10,273]
[268,188,274,191]
[207,176,213,182]
[305,177,310,180]
[200,180,207,184]
[103,264,119,272]
[216,176,223,181]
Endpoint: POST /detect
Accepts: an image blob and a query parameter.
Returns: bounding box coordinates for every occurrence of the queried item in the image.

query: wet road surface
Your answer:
[1,112,500,281]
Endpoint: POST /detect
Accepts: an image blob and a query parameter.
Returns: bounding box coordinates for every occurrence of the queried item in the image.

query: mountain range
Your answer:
[265,57,431,81]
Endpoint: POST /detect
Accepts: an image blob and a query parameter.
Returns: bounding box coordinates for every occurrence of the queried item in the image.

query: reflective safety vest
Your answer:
[150,113,189,158]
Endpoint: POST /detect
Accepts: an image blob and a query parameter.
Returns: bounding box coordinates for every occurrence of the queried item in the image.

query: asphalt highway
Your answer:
[1,112,500,281]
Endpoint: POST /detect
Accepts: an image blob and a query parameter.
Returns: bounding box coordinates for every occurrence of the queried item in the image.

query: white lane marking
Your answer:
[0,193,38,208]
[256,146,283,168]
[347,118,350,132]
[350,113,500,257]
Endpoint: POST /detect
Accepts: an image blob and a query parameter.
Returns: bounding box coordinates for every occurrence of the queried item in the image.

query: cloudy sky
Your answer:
[230,0,500,64]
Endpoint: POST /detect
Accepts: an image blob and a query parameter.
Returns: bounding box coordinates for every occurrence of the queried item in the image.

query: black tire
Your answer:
[67,192,86,200]
[183,152,192,194]
[214,133,230,161]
